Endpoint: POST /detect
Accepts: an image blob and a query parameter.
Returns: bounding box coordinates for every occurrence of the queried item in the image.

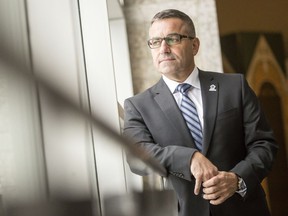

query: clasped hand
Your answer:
[190,152,238,205]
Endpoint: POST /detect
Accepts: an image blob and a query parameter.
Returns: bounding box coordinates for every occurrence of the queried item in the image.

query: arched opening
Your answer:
[259,82,288,216]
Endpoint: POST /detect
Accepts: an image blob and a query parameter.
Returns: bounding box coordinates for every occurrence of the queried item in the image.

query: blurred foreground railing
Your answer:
[0,43,177,216]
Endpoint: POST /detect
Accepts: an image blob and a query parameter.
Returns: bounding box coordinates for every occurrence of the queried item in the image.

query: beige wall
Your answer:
[123,0,223,94]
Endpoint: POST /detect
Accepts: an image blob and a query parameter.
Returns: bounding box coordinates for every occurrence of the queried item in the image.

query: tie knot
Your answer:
[177,83,191,94]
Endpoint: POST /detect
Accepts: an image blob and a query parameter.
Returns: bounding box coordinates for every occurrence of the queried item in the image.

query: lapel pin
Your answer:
[209,84,217,91]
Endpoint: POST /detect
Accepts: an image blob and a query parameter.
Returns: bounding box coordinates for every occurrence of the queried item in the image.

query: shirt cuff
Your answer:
[235,176,247,197]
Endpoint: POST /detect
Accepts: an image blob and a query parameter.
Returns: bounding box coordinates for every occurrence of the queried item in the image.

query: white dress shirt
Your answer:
[162,67,204,130]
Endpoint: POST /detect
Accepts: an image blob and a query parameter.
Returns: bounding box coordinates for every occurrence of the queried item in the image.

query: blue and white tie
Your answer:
[177,83,203,151]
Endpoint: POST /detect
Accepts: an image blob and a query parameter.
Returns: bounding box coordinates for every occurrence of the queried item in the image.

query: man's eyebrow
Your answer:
[166,32,179,35]
[150,33,179,38]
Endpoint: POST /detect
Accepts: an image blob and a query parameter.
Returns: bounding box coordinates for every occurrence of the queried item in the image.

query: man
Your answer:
[123,9,278,216]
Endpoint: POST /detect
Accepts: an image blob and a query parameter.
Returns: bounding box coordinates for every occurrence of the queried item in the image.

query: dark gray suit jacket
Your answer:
[123,70,278,216]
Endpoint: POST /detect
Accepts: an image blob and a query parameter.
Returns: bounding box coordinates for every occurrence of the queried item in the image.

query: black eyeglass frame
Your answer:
[147,33,194,49]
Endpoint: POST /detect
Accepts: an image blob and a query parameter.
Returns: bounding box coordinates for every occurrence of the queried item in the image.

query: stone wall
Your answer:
[123,0,223,94]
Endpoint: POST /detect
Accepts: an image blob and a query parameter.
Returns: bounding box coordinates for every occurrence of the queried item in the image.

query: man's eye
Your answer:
[152,39,161,45]
[166,36,179,44]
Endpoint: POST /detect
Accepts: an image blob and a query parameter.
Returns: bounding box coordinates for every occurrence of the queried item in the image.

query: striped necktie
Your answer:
[177,83,203,151]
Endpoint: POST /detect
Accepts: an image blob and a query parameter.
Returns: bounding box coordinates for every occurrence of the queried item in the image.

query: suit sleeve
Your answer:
[123,98,197,181]
[230,75,278,198]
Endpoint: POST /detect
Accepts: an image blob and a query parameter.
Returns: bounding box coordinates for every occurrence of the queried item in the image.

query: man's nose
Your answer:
[159,39,171,53]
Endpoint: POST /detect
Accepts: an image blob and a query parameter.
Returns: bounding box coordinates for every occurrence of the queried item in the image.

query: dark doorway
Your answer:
[259,82,288,216]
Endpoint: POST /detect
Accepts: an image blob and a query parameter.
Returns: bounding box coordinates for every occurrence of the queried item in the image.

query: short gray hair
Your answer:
[151,9,196,37]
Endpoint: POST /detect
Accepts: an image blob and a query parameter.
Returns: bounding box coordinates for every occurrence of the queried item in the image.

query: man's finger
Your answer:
[202,175,217,188]
[194,178,202,195]
[209,196,227,205]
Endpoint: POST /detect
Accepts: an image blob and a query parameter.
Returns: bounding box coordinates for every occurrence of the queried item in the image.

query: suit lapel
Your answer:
[152,78,195,147]
[199,70,219,155]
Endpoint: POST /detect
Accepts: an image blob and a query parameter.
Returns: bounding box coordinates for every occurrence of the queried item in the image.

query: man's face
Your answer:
[149,18,199,82]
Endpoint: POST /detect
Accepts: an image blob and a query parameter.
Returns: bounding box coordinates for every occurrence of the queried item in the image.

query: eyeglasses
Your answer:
[147,33,194,49]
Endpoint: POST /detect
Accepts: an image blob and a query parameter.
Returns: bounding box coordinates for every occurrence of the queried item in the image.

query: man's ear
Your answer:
[192,37,200,55]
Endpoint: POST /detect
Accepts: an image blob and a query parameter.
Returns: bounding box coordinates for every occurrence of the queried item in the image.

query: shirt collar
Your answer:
[163,67,200,94]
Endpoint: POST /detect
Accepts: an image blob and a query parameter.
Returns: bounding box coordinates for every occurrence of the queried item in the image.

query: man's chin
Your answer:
[158,65,176,74]
[159,70,175,76]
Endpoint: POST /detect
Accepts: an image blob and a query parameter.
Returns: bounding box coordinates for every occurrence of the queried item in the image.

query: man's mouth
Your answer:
[159,58,175,63]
